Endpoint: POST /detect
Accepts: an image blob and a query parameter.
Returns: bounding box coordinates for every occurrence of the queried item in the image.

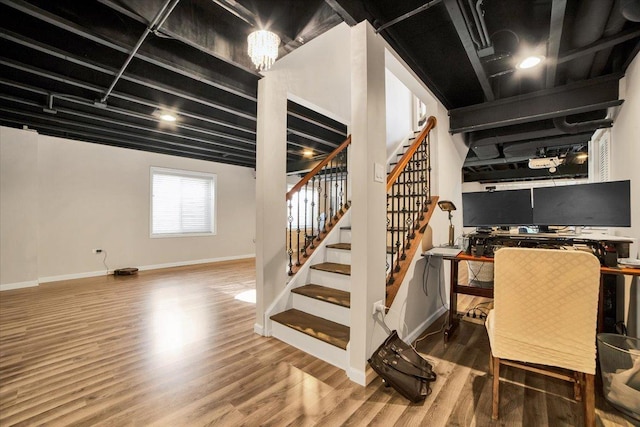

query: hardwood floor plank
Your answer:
[0,258,633,426]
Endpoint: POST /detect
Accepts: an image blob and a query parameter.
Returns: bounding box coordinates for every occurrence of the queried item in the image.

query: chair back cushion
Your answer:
[487,247,601,374]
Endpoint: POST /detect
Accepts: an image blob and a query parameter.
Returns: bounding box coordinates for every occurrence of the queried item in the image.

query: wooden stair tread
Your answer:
[310,262,351,275]
[291,284,350,308]
[271,309,349,350]
[326,243,351,250]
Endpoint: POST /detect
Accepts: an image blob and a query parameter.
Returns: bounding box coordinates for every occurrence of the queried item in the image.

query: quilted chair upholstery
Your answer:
[485,247,601,426]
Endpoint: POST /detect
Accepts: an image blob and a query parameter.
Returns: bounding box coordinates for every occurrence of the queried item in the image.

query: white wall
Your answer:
[274,23,352,126]
[255,23,353,333]
[0,127,256,289]
[385,69,413,157]
[611,54,640,335]
[0,127,39,288]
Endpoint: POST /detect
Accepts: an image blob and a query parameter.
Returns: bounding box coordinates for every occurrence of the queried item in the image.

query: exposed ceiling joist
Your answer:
[443,0,495,102]
[545,0,567,88]
[449,74,622,133]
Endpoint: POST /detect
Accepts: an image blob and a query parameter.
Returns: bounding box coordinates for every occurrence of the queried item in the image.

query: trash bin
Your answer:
[596,333,640,421]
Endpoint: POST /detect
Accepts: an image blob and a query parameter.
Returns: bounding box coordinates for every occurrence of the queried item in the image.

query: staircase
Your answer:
[269,117,437,373]
[270,220,353,370]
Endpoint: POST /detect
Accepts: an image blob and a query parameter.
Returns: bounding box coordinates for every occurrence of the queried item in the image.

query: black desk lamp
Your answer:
[438,200,457,247]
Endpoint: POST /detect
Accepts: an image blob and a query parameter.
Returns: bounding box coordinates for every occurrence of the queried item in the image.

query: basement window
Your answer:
[150,167,216,237]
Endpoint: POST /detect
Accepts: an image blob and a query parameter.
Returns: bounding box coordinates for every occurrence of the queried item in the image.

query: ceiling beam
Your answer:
[545,0,567,88]
[463,163,588,182]
[443,0,494,102]
[0,0,257,100]
[0,29,256,120]
[323,0,358,26]
[449,74,622,133]
[0,57,255,134]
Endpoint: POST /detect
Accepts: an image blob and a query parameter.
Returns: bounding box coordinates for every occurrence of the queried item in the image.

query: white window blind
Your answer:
[151,167,216,237]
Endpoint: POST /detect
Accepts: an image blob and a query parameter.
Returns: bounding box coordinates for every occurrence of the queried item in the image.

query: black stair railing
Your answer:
[286,136,351,276]
[386,117,436,286]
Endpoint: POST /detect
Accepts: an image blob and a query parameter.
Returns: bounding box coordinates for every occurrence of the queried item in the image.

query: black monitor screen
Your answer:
[462,189,533,227]
[532,180,631,227]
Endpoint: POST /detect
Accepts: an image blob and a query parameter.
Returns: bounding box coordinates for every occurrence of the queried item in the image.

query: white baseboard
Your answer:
[347,366,367,386]
[31,253,256,287]
[404,305,448,344]
[0,279,39,291]
[254,322,267,336]
[138,253,255,272]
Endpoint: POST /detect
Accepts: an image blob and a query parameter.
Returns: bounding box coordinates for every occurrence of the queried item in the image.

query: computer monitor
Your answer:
[462,189,533,227]
[532,180,631,227]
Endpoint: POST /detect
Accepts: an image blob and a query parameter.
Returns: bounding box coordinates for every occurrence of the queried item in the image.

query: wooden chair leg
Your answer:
[489,353,494,376]
[492,356,500,420]
[574,371,583,401]
[584,373,596,427]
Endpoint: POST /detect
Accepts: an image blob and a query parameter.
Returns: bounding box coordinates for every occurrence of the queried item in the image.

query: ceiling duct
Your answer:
[566,0,615,82]
[552,116,613,134]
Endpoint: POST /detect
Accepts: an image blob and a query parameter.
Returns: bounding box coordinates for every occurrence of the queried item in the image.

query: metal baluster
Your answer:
[317,175,324,239]
[287,199,294,275]
[400,168,407,262]
[334,157,339,220]
[327,158,335,226]
[344,147,349,209]
[427,133,432,203]
[295,189,302,266]
[323,168,329,233]
[303,182,310,256]
[310,177,316,248]
[395,180,402,271]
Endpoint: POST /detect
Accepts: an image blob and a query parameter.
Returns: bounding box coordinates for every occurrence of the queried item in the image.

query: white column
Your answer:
[254,73,288,335]
[348,22,387,384]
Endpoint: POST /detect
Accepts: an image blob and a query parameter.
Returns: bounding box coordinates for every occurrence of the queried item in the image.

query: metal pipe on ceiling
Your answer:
[99,0,181,104]
[467,0,487,47]
[374,0,442,34]
[566,0,615,82]
[475,0,491,48]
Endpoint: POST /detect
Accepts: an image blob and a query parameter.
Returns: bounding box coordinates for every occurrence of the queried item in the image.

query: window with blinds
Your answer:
[151,167,216,237]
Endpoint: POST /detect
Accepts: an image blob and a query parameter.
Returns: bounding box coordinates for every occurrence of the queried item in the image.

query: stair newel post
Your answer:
[386,194,391,281]
[287,199,294,276]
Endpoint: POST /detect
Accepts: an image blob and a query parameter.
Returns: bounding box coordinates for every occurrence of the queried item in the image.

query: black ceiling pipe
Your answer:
[622,0,640,21]
[567,0,615,82]
[552,116,613,134]
[590,0,628,78]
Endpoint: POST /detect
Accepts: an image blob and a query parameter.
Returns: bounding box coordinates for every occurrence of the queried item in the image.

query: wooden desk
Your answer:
[443,253,640,342]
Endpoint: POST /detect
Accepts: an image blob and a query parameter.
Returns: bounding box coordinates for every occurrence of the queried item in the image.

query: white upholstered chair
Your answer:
[485,247,601,426]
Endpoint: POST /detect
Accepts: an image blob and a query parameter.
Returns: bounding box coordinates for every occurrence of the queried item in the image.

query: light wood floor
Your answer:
[0,259,635,426]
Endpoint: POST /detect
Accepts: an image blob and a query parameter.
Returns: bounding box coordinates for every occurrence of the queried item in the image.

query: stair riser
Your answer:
[326,248,351,264]
[292,294,350,326]
[271,322,348,370]
[340,229,352,243]
[308,270,350,292]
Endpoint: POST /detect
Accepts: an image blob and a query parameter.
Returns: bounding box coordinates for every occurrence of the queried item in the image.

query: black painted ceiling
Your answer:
[1,0,639,181]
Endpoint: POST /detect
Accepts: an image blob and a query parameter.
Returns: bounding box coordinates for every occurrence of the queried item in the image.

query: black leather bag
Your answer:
[368,330,437,403]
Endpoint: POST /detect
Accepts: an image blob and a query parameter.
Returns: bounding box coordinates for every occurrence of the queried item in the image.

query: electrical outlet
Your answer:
[372,299,385,315]
[92,248,102,254]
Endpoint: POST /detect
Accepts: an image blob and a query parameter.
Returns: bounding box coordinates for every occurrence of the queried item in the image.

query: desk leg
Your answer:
[444,259,459,342]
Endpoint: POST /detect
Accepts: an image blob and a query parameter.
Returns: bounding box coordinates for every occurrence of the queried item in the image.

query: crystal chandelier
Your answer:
[247,30,280,71]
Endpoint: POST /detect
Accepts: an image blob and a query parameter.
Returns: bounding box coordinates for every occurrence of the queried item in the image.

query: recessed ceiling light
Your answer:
[159,113,177,122]
[517,55,545,69]
[302,149,314,158]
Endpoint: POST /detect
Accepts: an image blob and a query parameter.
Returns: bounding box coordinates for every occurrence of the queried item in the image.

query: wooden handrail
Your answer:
[386,116,436,191]
[286,135,352,201]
